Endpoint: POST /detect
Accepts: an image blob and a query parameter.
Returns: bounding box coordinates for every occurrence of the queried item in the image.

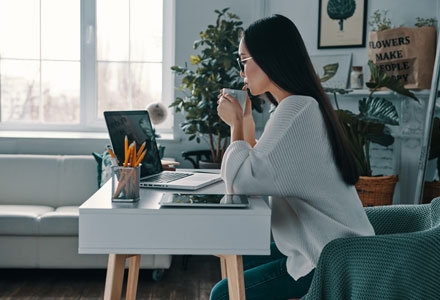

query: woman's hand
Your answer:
[217,90,243,127]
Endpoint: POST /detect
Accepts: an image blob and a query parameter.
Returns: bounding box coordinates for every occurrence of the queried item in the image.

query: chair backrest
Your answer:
[365,202,432,235]
[302,199,440,300]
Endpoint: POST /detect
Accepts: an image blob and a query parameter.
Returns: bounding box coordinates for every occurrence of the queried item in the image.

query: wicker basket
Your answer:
[423,181,440,204]
[355,175,399,207]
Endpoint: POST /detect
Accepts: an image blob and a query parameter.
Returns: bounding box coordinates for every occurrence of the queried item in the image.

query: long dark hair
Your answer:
[244,14,359,185]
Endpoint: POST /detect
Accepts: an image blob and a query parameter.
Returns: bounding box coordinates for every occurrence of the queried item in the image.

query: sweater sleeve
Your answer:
[220,96,326,197]
[220,140,278,195]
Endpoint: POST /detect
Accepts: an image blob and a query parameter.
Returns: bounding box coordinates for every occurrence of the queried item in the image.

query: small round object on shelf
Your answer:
[147,102,168,125]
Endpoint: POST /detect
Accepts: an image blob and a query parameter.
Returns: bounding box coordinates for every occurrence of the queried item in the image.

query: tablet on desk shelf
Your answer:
[159,194,249,208]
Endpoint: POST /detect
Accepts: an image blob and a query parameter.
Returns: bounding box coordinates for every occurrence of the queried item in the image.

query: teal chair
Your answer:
[301,197,440,300]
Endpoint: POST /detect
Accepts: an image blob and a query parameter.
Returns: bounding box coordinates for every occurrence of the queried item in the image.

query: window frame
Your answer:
[0,0,175,134]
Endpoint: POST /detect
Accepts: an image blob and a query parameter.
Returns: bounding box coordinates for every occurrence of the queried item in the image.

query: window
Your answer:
[0,0,173,132]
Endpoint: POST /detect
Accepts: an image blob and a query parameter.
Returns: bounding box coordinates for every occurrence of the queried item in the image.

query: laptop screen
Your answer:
[103,110,163,178]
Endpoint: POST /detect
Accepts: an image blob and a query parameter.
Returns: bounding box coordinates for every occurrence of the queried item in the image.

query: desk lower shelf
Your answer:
[79,211,270,255]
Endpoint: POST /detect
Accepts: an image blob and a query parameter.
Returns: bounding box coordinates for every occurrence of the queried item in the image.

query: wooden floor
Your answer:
[0,255,221,300]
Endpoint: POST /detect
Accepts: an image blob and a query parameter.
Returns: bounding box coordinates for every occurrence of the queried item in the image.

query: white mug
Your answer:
[222,88,247,115]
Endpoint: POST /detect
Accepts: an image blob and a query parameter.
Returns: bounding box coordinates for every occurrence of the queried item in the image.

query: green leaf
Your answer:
[366,61,419,102]
[335,109,358,126]
[190,55,201,65]
[169,98,183,107]
[358,97,399,126]
[366,131,394,147]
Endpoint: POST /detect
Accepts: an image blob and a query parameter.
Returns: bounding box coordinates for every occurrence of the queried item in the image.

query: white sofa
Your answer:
[0,154,171,275]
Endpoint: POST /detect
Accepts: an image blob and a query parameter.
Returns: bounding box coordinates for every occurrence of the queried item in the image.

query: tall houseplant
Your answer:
[328,61,419,206]
[170,8,262,164]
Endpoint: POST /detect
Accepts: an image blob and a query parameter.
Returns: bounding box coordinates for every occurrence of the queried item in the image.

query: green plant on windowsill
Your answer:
[415,17,437,28]
[368,9,395,32]
[170,8,263,164]
[327,61,419,177]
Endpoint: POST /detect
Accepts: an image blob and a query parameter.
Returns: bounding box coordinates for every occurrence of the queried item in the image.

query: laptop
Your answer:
[158,193,249,208]
[104,110,222,190]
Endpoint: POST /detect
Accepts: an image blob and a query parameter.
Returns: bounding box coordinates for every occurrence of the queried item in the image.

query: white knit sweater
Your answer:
[221,95,375,280]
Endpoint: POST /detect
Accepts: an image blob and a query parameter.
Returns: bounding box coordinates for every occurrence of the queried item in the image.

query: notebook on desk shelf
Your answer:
[104,110,222,190]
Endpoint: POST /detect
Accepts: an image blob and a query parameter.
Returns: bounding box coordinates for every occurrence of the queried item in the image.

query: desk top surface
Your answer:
[80,178,271,216]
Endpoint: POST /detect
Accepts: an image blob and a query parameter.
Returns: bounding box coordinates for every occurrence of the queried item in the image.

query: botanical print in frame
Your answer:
[318,0,368,48]
[310,54,352,89]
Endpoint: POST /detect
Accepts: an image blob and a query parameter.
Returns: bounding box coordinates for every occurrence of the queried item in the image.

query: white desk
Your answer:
[79,180,271,300]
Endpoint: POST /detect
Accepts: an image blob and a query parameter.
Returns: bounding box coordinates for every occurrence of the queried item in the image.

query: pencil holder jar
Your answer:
[111,165,141,202]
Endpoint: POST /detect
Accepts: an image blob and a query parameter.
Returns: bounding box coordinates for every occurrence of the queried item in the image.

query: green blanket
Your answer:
[302,198,440,300]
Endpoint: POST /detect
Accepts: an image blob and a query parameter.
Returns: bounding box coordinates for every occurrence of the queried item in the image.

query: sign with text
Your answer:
[368,26,436,89]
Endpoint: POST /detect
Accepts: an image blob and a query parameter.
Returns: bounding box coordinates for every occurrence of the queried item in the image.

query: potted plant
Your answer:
[328,61,419,206]
[170,8,262,168]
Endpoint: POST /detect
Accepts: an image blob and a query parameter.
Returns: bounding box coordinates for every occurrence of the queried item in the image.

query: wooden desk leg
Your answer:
[220,257,228,280]
[126,255,141,300]
[104,254,126,300]
[225,255,246,300]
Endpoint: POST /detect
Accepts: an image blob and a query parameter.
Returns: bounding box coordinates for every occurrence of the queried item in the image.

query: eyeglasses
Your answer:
[237,57,253,72]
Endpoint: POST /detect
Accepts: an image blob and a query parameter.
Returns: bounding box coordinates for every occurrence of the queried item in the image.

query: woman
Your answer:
[211,14,375,300]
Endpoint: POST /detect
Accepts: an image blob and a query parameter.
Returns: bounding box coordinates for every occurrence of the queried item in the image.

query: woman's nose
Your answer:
[240,70,245,78]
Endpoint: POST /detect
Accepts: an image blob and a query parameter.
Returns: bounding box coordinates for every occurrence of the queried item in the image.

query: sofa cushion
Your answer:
[0,155,60,206]
[0,205,54,235]
[39,206,79,236]
[57,156,99,206]
[0,155,98,207]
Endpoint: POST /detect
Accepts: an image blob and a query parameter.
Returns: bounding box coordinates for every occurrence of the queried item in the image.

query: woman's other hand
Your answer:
[217,90,243,127]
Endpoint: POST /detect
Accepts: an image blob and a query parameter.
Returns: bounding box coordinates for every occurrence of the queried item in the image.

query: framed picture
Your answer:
[310,54,352,89]
[318,0,368,49]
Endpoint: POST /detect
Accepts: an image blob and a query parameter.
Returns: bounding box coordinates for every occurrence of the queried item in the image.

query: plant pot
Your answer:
[422,181,440,204]
[355,175,399,207]
[199,160,221,169]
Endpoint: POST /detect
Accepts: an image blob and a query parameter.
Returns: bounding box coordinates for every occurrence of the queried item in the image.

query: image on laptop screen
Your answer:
[104,111,163,178]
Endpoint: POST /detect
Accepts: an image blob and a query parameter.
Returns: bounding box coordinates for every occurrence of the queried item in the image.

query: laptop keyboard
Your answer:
[143,172,193,183]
